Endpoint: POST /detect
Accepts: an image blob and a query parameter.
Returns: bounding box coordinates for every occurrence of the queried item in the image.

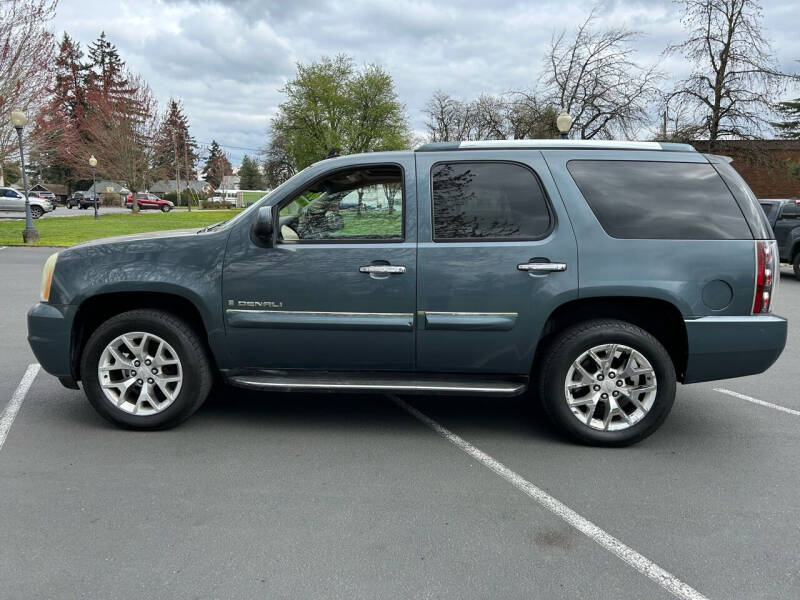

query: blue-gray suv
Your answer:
[27,140,787,445]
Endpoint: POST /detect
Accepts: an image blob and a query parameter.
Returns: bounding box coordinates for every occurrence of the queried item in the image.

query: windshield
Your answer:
[204,168,310,232]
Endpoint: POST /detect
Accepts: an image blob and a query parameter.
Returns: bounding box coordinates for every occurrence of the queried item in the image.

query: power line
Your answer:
[195,140,262,153]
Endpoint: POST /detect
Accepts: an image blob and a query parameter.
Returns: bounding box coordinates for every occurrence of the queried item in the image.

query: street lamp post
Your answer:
[556,108,573,140]
[89,155,98,220]
[9,110,39,243]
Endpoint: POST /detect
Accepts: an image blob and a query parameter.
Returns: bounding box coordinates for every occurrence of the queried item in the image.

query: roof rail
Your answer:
[414,140,697,152]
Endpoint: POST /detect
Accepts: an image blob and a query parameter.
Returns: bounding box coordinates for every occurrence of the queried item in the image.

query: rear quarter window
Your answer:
[567,160,753,240]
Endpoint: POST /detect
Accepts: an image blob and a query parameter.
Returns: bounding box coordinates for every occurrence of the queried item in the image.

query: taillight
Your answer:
[753,240,779,314]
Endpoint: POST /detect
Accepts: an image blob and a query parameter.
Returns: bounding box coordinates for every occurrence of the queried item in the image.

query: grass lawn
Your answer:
[0,210,241,247]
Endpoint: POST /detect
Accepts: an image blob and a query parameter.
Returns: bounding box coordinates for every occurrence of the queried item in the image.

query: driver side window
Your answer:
[279,165,403,242]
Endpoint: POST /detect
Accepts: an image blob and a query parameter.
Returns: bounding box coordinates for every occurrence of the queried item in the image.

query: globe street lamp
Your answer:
[89,154,98,220]
[9,110,39,243]
[556,108,573,140]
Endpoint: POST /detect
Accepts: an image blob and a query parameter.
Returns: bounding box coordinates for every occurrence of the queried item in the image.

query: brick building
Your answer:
[690,139,800,199]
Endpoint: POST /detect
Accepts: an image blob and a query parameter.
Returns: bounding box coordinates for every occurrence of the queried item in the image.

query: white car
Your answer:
[0,187,55,218]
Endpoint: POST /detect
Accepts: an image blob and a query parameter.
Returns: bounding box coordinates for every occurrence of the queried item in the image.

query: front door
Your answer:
[222,157,416,371]
[414,150,578,375]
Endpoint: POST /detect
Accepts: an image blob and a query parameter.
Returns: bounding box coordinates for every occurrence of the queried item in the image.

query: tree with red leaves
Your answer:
[0,0,56,185]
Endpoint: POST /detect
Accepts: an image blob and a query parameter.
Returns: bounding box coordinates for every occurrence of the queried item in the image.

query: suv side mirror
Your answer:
[252,205,276,246]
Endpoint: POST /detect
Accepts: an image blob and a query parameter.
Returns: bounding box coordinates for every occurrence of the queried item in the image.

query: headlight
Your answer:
[40,252,59,302]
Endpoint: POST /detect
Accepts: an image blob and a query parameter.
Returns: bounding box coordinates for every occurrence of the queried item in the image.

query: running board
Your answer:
[226,372,527,397]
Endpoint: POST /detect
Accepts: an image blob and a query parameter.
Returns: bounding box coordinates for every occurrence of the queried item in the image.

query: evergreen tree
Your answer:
[201,140,232,189]
[86,31,135,109]
[774,98,800,139]
[153,98,199,185]
[238,154,264,189]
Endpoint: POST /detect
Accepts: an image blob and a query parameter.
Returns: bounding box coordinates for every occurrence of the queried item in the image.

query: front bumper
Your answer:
[683,315,787,383]
[27,302,76,383]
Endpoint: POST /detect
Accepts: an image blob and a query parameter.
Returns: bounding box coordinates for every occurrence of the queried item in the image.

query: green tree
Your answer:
[201,140,232,189]
[0,162,21,185]
[773,98,800,139]
[264,55,410,186]
[153,98,199,186]
[238,154,264,189]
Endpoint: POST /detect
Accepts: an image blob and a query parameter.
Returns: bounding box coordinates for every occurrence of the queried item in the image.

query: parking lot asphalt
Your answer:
[1,246,798,599]
[0,206,132,221]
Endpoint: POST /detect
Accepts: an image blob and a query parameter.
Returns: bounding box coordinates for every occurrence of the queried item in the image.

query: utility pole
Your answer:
[183,140,192,212]
[174,132,180,208]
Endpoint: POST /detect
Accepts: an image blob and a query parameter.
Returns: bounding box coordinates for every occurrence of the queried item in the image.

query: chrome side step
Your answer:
[226,372,527,397]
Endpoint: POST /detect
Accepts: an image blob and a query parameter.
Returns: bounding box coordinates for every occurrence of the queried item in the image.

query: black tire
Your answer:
[161,205,171,212]
[66,203,73,209]
[793,253,800,280]
[30,205,44,219]
[80,309,213,430]
[537,319,676,447]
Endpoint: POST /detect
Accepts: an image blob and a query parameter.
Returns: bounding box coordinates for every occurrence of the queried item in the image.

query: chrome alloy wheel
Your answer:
[563,343,657,431]
[97,332,183,416]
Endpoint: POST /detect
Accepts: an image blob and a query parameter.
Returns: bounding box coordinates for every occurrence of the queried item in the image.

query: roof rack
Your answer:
[414,140,696,152]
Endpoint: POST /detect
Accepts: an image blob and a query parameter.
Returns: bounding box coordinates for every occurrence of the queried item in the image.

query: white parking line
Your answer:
[713,388,800,416]
[389,395,709,600]
[0,246,7,250]
[0,364,40,452]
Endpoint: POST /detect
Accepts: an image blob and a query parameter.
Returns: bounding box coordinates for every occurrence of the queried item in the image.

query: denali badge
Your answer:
[228,300,284,308]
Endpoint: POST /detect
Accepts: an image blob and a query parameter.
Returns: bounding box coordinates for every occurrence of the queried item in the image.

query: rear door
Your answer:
[414,150,578,375]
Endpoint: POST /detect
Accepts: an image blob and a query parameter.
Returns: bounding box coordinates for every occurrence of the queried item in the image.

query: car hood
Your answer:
[70,228,200,249]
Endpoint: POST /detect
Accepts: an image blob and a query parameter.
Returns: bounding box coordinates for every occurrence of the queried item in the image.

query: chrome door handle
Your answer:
[517,262,567,272]
[359,265,406,274]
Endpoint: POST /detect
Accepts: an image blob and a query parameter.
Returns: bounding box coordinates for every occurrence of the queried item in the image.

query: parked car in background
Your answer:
[0,187,55,218]
[759,198,800,278]
[28,190,57,202]
[66,191,100,209]
[125,192,174,212]
[28,140,786,446]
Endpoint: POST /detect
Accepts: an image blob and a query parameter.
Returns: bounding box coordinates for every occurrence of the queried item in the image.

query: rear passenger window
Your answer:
[567,160,752,240]
[431,162,552,241]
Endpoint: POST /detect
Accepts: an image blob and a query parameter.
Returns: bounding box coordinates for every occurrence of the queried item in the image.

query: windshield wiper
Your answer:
[197,221,223,233]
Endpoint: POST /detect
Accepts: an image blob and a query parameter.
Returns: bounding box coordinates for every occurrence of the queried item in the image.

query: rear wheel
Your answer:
[80,309,213,430]
[30,206,44,219]
[793,253,800,280]
[538,319,676,446]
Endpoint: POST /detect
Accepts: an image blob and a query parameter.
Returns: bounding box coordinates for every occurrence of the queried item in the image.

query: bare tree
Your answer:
[542,12,661,139]
[0,0,56,184]
[666,0,799,146]
[423,90,560,142]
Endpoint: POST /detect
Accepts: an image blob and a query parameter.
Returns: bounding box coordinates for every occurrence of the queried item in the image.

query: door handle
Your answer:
[359,265,406,274]
[517,262,567,272]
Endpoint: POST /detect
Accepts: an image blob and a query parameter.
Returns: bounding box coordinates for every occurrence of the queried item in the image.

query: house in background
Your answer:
[149,179,212,197]
[691,139,800,198]
[30,183,69,203]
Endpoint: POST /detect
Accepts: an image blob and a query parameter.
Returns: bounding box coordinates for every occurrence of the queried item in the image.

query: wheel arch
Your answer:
[70,291,218,382]
[533,296,688,382]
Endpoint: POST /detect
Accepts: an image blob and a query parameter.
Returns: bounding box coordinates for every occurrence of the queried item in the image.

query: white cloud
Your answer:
[53,0,799,164]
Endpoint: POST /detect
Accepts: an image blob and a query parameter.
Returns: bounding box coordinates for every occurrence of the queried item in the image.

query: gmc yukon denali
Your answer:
[27,140,787,446]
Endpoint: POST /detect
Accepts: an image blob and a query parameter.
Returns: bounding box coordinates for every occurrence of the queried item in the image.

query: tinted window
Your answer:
[567,160,752,240]
[279,165,403,241]
[431,162,551,241]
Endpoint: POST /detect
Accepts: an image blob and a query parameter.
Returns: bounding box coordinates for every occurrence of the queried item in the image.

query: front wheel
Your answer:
[80,309,213,429]
[161,205,171,212]
[30,206,44,219]
[537,319,676,446]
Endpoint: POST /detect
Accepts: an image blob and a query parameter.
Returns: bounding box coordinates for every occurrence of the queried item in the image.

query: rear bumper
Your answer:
[27,302,76,384]
[683,315,787,383]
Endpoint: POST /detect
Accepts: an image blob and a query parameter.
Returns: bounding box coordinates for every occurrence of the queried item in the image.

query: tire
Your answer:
[793,253,800,280]
[30,205,44,219]
[537,319,676,447]
[161,205,171,212]
[66,203,73,209]
[80,309,213,430]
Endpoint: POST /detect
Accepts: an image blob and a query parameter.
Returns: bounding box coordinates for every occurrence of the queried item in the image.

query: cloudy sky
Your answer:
[52,0,798,165]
